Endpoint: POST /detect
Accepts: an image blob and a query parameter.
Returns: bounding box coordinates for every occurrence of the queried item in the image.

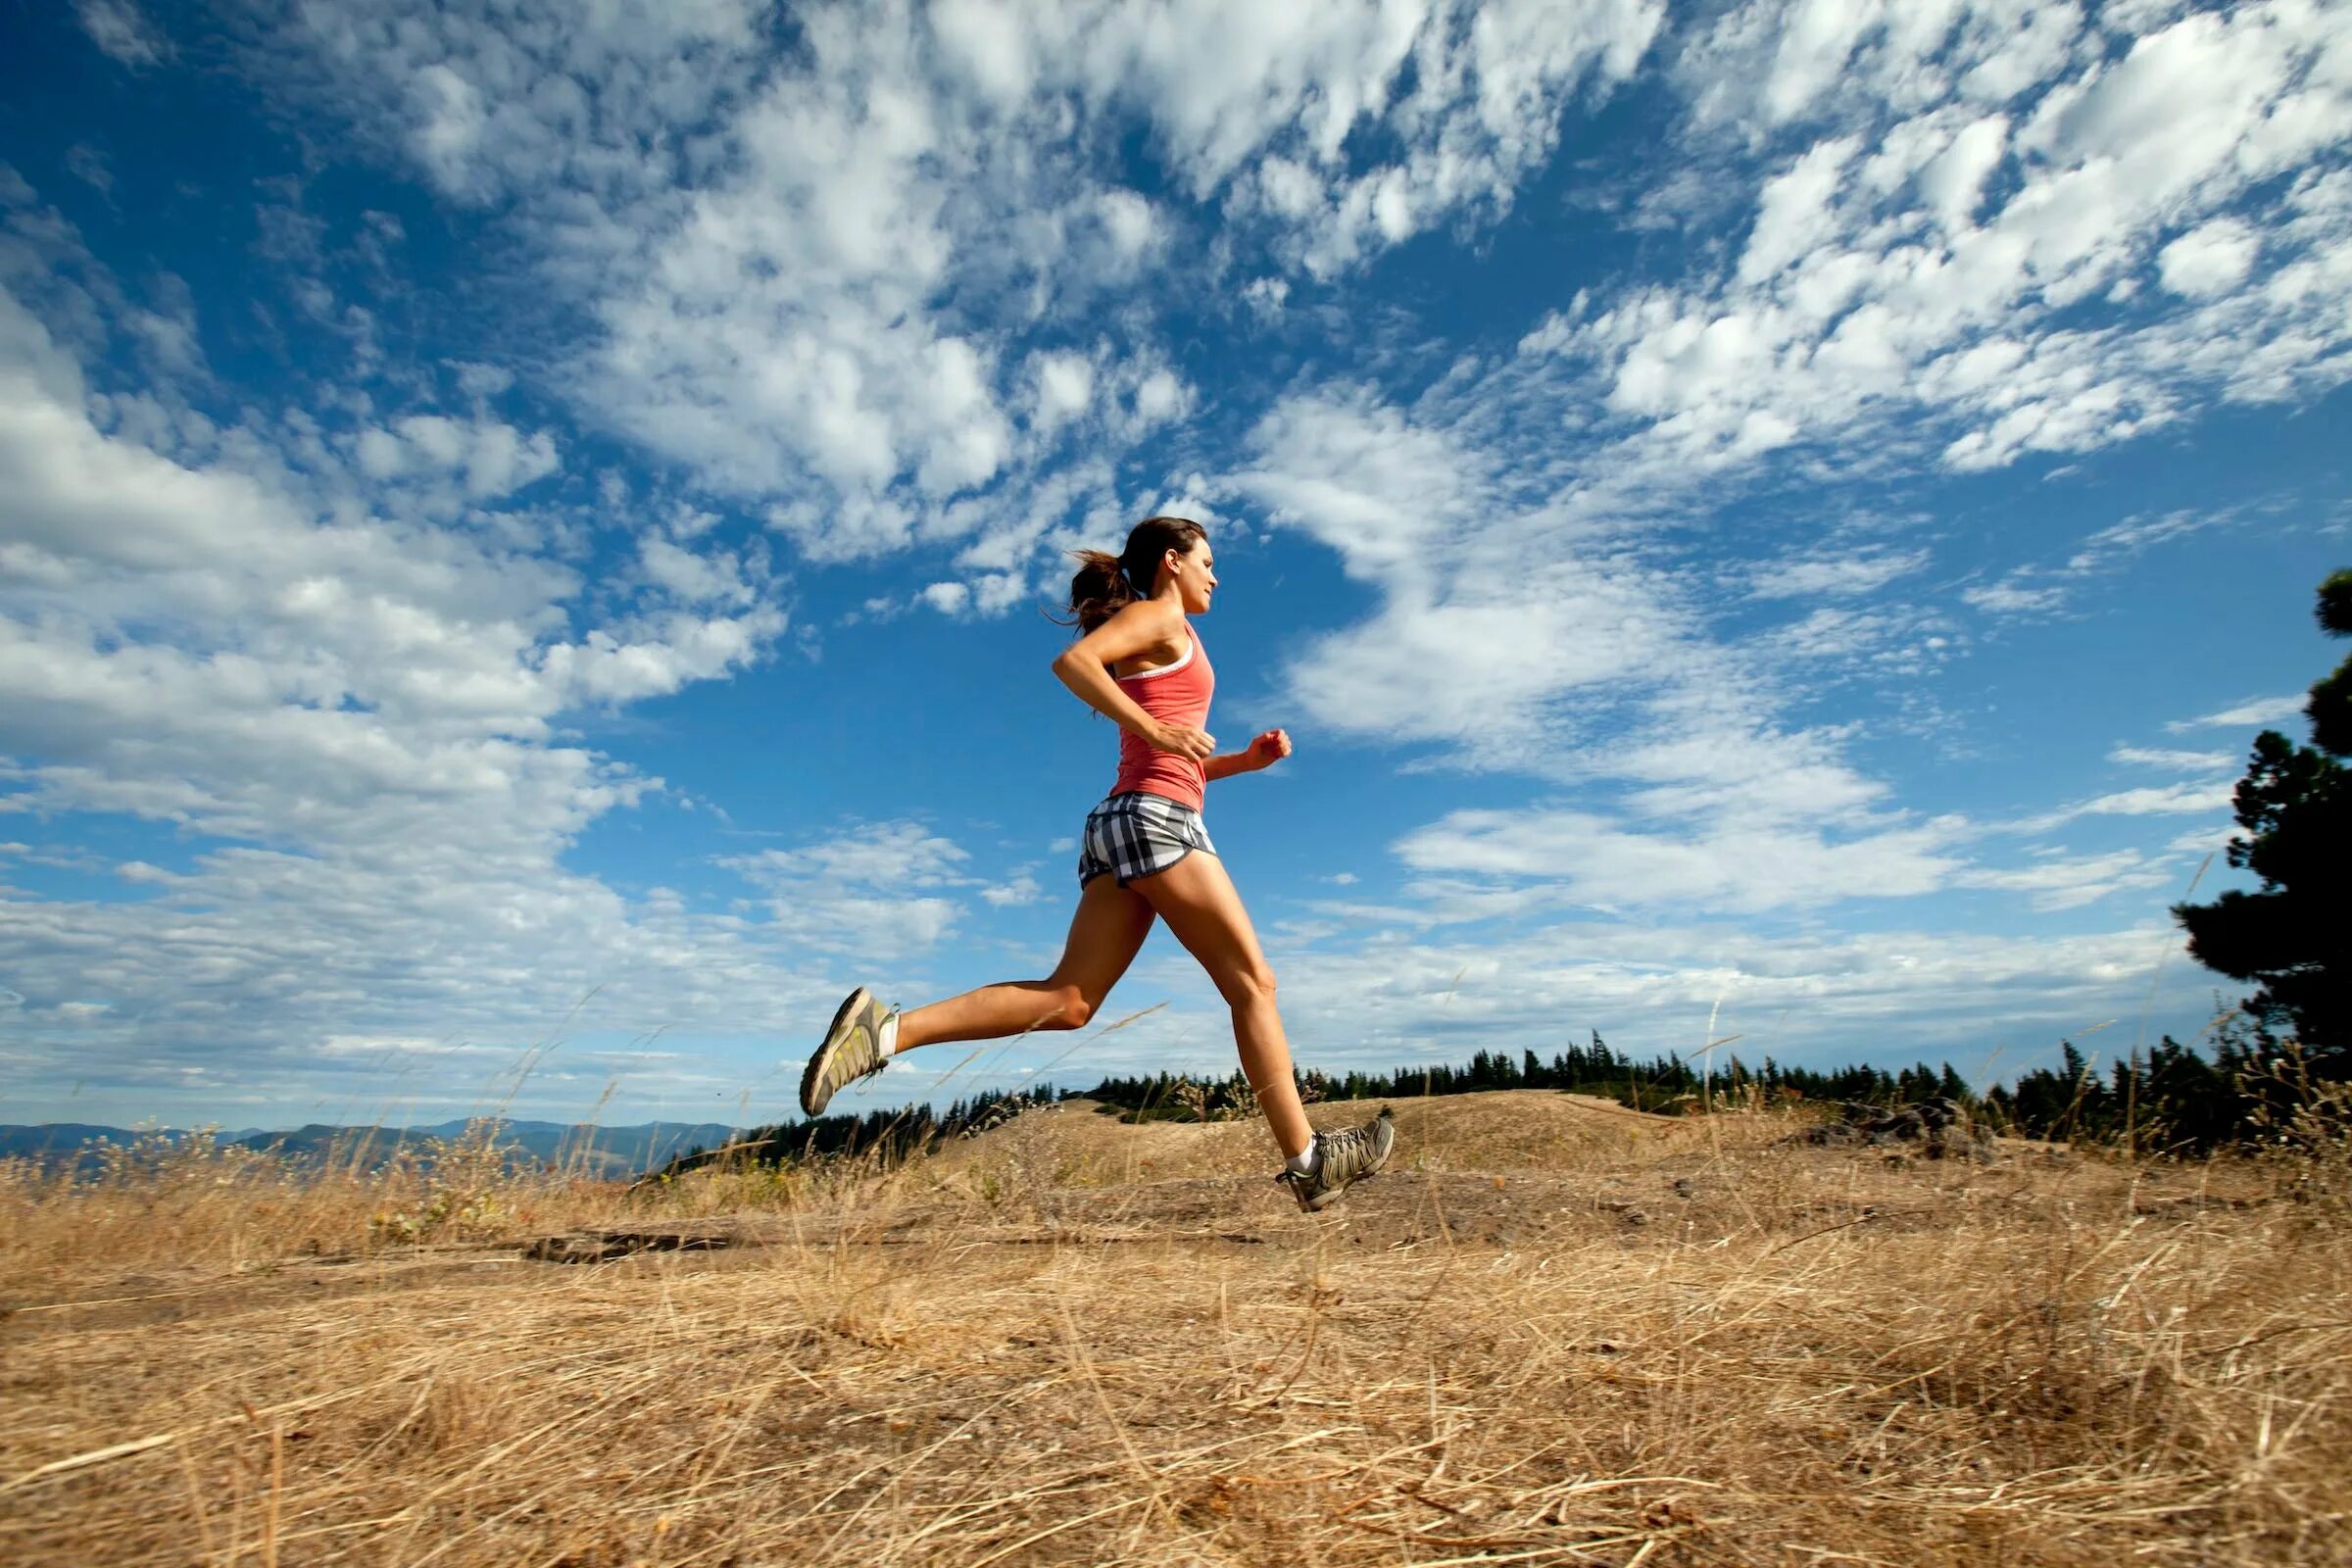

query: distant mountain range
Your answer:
[0,1119,746,1177]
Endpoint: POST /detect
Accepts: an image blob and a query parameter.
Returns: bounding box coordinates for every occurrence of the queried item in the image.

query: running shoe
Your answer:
[1276,1107,1396,1212]
[801,987,893,1116]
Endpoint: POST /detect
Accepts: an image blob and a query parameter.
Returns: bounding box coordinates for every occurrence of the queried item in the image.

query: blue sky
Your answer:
[2,0,2347,1130]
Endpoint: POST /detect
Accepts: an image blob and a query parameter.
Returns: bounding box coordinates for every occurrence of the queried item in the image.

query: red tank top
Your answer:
[1110,619,1215,811]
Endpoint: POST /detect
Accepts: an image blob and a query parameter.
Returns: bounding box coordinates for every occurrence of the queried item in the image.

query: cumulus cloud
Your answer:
[2158,218,2263,298]
[0,177,820,1118]
[1526,0,2352,487]
[719,821,977,958]
[239,0,1666,569]
[1269,0,2352,950]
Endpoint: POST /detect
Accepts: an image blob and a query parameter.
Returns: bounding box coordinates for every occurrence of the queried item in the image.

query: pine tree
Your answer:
[2175,569,2352,1066]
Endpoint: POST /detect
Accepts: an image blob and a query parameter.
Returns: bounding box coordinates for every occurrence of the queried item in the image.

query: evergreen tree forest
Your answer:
[650,1022,2310,1178]
[647,1084,1063,1181]
[1088,1027,2272,1155]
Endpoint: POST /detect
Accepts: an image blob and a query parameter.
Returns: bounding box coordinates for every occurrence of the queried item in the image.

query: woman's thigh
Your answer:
[1126,852,1274,1004]
[1048,871,1156,1004]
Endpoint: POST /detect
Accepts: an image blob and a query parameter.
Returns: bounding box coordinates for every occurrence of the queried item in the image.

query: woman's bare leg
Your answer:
[1125,851,1313,1160]
[894,874,1154,1051]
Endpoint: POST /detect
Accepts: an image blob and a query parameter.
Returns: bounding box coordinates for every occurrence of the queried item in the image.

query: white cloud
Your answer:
[2166,694,2307,731]
[2109,744,2233,771]
[1255,914,2205,1080]
[980,873,1043,907]
[1227,363,2180,933]
[348,413,560,509]
[1751,605,1951,673]
[1527,0,2352,496]
[1242,276,1291,319]
[2158,218,2262,298]
[1029,351,1096,433]
[230,0,1666,574]
[1960,506,2234,624]
[1739,135,1859,285]
[74,0,169,69]
[1955,848,2174,911]
[2014,781,2237,834]
[2063,508,2227,572]
[2167,824,2234,856]
[719,821,978,958]
[1749,545,1931,599]
[1919,113,2009,231]
[1394,806,1965,915]
[0,188,809,1119]
[637,535,760,609]
[1963,577,2071,616]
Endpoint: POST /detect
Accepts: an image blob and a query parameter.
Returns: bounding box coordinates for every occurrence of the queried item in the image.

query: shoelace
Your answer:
[1321,1122,1385,1174]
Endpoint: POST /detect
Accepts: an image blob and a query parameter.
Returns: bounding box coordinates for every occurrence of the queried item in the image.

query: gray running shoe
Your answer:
[801,987,893,1116]
[1276,1107,1396,1212]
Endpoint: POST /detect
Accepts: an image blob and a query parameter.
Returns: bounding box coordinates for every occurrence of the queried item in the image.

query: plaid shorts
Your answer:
[1077,792,1217,888]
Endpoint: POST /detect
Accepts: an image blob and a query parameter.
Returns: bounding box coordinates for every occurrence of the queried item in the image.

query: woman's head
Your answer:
[1065,515,1212,632]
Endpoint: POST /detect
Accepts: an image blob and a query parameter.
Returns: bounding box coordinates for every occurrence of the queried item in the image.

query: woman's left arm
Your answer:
[1205,728,1292,783]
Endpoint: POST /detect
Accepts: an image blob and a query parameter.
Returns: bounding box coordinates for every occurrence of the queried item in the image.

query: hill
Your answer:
[0,1118,742,1176]
[3,1090,2343,1565]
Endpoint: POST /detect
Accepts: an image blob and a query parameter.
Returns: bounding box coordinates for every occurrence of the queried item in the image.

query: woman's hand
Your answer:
[1246,728,1293,770]
[1150,720,1217,760]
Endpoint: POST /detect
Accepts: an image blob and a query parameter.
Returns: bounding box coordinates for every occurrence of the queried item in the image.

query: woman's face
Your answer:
[1164,537,1217,613]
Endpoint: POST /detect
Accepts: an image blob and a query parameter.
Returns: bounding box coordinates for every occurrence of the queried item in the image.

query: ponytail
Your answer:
[1061,515,1207,634]
[1066,549,1137,634]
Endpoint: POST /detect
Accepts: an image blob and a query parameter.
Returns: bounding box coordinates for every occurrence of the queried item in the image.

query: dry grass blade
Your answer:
[1,1090,2346,1565]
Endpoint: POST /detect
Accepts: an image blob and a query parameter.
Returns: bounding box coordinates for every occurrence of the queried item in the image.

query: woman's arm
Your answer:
[1049,600,1214,761]
[1203,728,1293,783]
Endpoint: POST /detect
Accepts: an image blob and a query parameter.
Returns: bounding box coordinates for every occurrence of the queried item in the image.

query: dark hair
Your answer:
[1063,515,1207,633]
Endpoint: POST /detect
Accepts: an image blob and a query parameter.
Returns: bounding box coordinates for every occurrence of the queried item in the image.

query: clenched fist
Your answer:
[1246,728,1293,770]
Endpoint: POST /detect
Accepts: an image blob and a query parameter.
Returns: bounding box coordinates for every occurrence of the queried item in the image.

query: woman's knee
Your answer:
[1042,982,1096,1030]
[1217,962,1277,1010]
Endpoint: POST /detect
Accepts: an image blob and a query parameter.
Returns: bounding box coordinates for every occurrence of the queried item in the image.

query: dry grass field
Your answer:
[3,1090,2347,1566]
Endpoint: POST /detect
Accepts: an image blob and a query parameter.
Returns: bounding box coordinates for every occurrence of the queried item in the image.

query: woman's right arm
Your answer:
[1050,600,1215,762]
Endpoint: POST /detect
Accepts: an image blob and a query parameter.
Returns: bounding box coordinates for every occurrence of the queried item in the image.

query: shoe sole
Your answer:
[1299,1171,1374,1212]
[801,986,872,1116]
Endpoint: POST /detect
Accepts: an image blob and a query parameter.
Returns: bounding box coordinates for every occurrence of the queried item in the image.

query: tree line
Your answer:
[645,1084,1061,1180]
[1081,1033,1976,1118]
[1085,1026,2299,1155]
[637,1016,2328,1178]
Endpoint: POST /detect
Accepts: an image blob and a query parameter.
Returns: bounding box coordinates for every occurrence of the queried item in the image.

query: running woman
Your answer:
[800,515,1395,1211]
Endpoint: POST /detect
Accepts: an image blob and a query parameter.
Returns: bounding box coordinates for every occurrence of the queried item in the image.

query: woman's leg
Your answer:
[1125,852,1314,1160]
[893,874,1154,1051]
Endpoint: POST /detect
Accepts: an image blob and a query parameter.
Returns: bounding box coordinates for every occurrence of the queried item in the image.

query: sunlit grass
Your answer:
[2,1094,2345,1566]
